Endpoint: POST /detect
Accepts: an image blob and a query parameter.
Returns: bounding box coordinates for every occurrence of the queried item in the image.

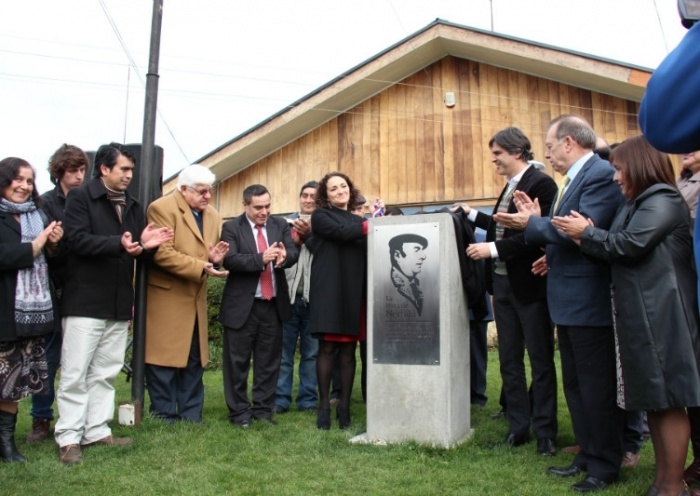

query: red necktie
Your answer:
[256,225,274,300]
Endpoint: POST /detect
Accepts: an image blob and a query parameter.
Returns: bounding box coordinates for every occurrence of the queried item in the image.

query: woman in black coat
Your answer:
[0,157,62,462]
[309,172,367,430]
[553,135,700,496]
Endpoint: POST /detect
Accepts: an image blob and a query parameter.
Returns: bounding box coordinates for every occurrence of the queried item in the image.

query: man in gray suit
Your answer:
[220,184,299,427]
[496,115,624,493]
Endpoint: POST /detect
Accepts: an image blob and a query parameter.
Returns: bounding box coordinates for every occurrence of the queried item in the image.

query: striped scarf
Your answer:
[0,198,53,337]
[104,184,127,223]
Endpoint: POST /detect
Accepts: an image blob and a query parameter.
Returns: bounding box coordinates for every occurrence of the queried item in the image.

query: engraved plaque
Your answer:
[372,223,440,365]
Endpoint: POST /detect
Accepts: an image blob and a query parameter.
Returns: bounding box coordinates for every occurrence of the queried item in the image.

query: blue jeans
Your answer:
[275,297,318,409]
[30,330,62,420]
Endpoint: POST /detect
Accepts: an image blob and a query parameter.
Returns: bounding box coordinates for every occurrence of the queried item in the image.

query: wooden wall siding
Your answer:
[215,56,643,219]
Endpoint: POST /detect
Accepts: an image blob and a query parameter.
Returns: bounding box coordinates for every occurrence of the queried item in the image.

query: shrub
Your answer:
[206,277,225,370]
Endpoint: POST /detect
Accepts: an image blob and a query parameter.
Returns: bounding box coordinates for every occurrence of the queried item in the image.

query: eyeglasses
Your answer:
[186,186,215,196]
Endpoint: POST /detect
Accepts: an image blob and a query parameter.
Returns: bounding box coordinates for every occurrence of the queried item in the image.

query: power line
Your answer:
[0,69,642,122]
[98,0,190,163]
[651,0,670,53]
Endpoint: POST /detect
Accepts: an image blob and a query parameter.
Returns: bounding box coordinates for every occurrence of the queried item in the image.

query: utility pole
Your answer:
[132,0,164,424]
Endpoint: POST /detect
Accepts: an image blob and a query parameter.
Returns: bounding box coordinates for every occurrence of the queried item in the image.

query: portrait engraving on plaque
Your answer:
[373,223,440,365]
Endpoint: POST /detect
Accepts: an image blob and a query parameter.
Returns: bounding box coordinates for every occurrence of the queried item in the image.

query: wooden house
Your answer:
[165,19,653,218]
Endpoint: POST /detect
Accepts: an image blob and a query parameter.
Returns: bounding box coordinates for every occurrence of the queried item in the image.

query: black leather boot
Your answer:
[337,407,351,430]
[0,410,26,463]
[316,408,330,430]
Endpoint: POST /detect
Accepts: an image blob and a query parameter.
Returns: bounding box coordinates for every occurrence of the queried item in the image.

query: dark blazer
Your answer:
[219,214,299,329]
[525,154,624,327]
[61,177,147,321]
[308,206,366,337]
[473,166,557,303]
[0,212,39,341]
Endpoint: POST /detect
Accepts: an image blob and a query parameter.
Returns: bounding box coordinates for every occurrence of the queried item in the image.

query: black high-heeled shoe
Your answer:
[337,407,351,430]
[316,408,330,430]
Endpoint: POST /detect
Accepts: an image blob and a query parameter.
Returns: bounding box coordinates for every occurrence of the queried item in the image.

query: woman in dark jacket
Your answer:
[553,135,700,496]
[0,157,62,462]
[309,172,367,430]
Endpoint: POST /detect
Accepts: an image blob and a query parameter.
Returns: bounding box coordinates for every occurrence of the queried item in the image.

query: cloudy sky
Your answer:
[0,0,688,192]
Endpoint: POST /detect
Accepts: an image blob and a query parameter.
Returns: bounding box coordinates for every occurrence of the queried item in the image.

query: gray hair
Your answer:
[550,115,597,150]
[177,164,215,189]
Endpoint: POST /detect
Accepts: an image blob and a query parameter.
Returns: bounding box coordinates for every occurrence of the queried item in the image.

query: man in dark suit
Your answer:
[459,127,558,456]
[220,184,299,427]
[496,115,625,493]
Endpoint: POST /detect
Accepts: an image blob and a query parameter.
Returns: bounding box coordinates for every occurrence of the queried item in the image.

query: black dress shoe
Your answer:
[537,437,556,456]
[272,405,288,414]
[571,476,610,493]
[504,432,531,447]
[548,464,583,477]
[231,419,250,429]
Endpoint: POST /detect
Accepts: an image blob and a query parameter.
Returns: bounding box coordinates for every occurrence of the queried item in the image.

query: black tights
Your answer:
[317,340,356,411]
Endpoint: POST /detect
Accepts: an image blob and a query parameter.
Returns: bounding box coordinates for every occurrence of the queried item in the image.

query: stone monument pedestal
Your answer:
[361,213,471,447]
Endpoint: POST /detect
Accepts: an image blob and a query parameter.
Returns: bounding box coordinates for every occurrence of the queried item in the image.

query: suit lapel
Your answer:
[201,207,218,244]
[239,215,258,254]
[490,184,509,217]
[265,218,279,245]
[556,155,596,215]
[174,191,204,243]
[510,167,536,214]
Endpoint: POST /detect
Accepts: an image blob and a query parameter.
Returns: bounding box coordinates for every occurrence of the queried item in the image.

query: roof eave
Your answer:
[193,20,650,182]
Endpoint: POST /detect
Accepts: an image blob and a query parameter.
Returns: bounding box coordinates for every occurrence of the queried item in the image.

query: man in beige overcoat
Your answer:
[145,164,229,423]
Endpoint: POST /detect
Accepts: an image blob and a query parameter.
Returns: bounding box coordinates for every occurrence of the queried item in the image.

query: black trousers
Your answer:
[492,274,557,439]
[223,299,283,422]
[469,319,489,406]
[146,325,204,423]
[558,324,623,483]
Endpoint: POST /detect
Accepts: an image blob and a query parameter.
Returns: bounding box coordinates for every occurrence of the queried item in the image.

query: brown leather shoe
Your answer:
[621,451,640,468]
[561,444,581,454]
[82,435,132,448]
[59,444,83,465]
[26,418,51,443]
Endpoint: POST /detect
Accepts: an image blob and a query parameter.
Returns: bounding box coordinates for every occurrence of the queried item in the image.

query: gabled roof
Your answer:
[193,18,652,182]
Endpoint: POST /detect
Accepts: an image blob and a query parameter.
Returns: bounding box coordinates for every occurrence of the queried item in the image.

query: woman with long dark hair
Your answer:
[309,172,367,430]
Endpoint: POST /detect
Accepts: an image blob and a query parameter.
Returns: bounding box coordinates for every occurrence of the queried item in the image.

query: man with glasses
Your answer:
[144,164,229,423]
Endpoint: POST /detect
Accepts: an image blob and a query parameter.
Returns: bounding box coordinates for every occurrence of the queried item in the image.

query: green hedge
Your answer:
[206,277,225,370]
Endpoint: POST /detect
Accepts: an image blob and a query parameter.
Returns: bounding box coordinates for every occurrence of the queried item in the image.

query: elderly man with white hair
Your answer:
[144,164,229,423]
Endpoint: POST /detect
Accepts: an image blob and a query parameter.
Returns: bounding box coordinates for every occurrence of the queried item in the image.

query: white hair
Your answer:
[176,164,215,189]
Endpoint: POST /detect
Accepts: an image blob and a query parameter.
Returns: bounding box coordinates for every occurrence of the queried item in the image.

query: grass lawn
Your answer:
[4,350,664,495]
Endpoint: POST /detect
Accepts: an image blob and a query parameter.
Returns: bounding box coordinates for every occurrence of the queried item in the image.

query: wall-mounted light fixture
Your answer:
[444,92,456,108]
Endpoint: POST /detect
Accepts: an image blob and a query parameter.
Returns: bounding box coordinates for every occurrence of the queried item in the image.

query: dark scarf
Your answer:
[103,181,127,223]
[0,198,53,336]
